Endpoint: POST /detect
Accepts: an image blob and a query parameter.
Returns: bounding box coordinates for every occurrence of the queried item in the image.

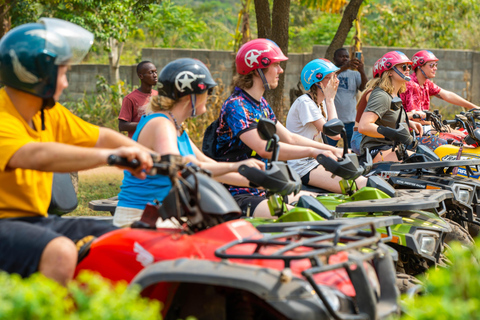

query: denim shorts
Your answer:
[350,130,363,155]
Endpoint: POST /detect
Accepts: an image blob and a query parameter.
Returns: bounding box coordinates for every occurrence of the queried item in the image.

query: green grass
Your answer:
[66,167,123,217]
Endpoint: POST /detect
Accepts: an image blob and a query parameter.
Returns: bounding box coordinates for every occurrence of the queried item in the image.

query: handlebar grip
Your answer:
[443,119,457,125]
[107,155,140,168]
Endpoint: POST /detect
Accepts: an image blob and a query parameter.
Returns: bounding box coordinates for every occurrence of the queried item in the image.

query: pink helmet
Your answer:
[236,39,288,75]
[412,50,438,69]
[372,51,412,78]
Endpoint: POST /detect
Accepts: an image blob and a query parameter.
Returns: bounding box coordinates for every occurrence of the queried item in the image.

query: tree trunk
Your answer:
[324,0,364,61]
[254,0,271,38]
[0,0,12,38]
[263,0,290,120]
[108,37,124,87]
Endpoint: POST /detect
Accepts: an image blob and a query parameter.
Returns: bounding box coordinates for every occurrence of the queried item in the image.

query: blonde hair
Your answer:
[232,71,255,90]
[358,70,406,104]
[143,95,176,115]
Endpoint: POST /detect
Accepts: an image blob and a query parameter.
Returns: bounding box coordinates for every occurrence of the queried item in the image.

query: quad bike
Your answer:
[73,154,401,320]
[236,119,451,290]
[362,118,480,240]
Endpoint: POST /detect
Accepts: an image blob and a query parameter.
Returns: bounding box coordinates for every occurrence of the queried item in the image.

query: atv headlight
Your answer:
[418,234,437,256]
[453,184,473,205]
[458,189,471,203]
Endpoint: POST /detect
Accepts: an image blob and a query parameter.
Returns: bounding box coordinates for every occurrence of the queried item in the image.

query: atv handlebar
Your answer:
[107,155,140,168]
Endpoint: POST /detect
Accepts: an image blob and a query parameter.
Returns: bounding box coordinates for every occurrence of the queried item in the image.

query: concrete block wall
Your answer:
[61,46,480,109]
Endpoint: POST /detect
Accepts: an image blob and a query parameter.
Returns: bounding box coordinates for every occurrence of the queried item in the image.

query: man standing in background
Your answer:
[327,48,367,147]
[118,61,158,138]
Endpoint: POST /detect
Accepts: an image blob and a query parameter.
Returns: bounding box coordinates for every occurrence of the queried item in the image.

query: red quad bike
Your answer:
[74,154,401,320]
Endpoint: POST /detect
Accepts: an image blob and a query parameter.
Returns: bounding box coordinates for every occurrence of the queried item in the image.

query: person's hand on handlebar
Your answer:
[313,149,338,161]
[409,121,423,136]
[233,158,266,171]
[109,146,153,179]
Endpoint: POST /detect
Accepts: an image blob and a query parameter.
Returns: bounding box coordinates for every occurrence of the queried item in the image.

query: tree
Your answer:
[4,0,159,86]
[253,0,290,118]
[324,0,364,61]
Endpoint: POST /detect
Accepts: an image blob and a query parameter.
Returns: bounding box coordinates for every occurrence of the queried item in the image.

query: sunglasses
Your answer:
[428,62,438,68]
[396,64,412,72]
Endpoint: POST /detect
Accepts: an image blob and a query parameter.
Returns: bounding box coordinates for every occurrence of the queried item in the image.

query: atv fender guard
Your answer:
[130,259,330,320]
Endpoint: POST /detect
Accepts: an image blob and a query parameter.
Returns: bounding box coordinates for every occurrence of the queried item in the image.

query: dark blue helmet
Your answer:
[0,18,93,100]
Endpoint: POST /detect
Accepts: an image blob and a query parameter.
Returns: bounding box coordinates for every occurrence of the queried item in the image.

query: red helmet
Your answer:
[412,50,438,69]
[372,51,412,78]
[235,39,288,75]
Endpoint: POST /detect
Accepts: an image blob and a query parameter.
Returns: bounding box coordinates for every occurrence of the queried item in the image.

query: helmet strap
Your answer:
[393,66,411,82]
[315,83,325,96]
[40,97,56,130]
[190,94,196,117]
[420,67,429,80]
[257,69,270,90]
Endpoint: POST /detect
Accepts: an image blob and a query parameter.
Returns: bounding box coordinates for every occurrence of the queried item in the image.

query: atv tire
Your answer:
[396,273,423,295]
[467,215,480,238]
[444,218,474,246]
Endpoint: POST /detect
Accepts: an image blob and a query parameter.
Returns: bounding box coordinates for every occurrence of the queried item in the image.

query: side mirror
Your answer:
[257,118,277,141]
[323,119,345,136]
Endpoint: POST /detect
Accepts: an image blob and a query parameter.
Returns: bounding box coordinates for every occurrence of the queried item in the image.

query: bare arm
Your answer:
[358,111,383,138]
[118,119,138,133]
[240,124,340,161]
[436,89,480,110]
[7,142,152,179]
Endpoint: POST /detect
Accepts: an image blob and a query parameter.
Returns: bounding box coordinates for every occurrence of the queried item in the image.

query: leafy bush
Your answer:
[0,270,161,320]
[65,76,130,131]
[400,241,480,320]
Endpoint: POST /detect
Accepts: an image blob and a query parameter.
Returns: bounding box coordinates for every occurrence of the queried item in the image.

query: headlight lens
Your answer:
[419,235,436,256]
[453,184,473,204]
[458,189,471,203]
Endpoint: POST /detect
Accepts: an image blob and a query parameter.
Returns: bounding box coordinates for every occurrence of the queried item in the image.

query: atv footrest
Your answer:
[336,189,453,213]
[88,196,118,214]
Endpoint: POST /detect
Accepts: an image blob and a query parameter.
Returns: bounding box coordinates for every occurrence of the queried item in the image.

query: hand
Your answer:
[314,149,338,161]
[351,58,364,71]
[234,158,265,171]
[409,121,423,136]
[111,146,153,179]
[333,147,343,158]
[320,74,339,101]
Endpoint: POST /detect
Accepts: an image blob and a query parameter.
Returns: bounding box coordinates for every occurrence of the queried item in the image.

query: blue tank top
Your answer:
[117,113,195,209]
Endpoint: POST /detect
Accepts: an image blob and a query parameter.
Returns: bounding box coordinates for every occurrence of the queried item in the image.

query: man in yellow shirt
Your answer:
[0,18,153,285]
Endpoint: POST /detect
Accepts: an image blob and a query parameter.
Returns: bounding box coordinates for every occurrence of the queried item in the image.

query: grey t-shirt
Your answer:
[360,87,406,153]
[334,69,361,123]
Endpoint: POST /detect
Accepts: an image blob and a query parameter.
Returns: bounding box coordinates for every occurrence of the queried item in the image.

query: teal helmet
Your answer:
[0,18,93,102]
[301,58,340,91]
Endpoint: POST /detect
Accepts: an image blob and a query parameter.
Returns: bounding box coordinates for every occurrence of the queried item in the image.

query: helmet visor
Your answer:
[38,18,94,65]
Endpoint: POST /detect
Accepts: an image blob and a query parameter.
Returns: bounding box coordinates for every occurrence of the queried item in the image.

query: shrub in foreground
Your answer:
[0,270,161,320]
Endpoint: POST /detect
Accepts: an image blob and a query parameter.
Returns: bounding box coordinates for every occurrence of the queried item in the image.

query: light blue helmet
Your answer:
[301,58,340,91]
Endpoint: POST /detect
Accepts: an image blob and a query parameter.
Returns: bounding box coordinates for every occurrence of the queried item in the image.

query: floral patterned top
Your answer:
[400,73,441,112]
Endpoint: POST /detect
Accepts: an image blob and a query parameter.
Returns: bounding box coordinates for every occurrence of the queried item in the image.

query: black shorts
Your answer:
[300,164,320,186]
[0,215,117,278]
[233,194,266,217]
[360,145,392,163]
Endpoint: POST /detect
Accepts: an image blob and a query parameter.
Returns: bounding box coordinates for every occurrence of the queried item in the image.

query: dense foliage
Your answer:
[0,271,161,320]
[400,241,480,320]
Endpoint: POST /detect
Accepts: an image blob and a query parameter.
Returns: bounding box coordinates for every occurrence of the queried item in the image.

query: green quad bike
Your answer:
[238,119,456,292]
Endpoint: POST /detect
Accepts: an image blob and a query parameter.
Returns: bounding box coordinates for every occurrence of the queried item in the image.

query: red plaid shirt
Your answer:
[400,73,441,112]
